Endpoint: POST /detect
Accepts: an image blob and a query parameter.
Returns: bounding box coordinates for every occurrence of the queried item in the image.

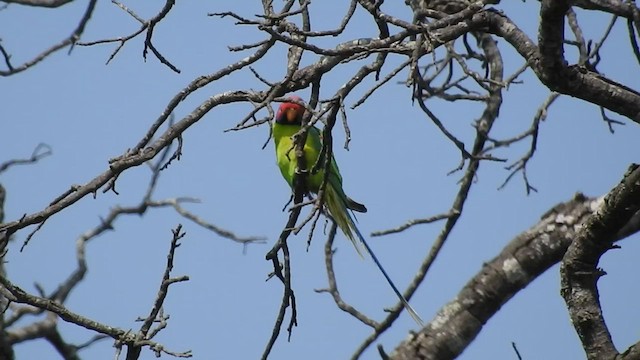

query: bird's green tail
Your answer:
[324,185,424,326]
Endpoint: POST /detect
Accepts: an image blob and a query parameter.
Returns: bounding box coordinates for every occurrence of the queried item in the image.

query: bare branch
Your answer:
[497,92,560,194]
[142,0,180,73]
[600,106,625,133]
[5,2,640,359]
[0,275,176,351]
[0,91,263,240]
[125,224,190,359]
[0,0,72,7]
[371,211,458,237]
[314,223,379,328]
[0,143,52,174]
[0,0,97,76]
[561,165,640,360]
[77,0,180,72]
[391,193,598,359]
[353,30,505,358]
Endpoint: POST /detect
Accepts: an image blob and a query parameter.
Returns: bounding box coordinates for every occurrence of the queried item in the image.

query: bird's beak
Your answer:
[286,108,299,122]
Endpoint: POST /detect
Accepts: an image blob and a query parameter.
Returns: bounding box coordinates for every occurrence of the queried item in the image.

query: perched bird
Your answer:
[273,95,423,325]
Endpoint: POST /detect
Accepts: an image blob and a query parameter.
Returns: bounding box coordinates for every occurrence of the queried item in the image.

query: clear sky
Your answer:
[1,2,639,359]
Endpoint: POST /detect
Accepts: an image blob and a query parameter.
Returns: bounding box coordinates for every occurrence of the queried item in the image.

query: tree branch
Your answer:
[0,0,97,76]
[560,164,640,360]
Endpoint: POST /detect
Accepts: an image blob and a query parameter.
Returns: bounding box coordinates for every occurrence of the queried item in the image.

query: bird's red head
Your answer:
[275,95,305,125]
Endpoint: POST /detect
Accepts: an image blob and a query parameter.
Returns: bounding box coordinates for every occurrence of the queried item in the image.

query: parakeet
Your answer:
[273,95,423,325]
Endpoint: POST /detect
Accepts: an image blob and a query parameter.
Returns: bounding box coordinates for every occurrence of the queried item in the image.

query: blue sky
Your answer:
[1,1,639,359]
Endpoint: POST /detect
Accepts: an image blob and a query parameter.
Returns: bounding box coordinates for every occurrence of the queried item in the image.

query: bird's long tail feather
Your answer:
[352,225,424,326]
[325,186,424,326]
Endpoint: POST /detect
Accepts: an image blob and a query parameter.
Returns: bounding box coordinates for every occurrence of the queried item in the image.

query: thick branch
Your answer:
[392,167,640,359]
[560,165,640,360]
[389,193,598,359]
[535,2,640,121]
[475,9,640,123]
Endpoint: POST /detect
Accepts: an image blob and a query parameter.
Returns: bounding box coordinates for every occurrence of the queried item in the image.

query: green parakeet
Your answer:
[273,95,422,325]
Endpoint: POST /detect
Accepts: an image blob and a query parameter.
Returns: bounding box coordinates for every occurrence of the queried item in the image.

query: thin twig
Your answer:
[0,143,52,174]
